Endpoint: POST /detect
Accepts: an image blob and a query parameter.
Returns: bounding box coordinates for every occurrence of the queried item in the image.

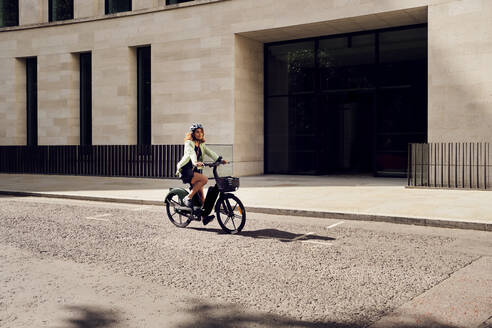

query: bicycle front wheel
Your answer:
[216,193,246,234]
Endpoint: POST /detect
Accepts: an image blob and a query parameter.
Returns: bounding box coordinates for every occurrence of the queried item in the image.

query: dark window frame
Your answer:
[80,52,92,146]
[166,0,194,5]
[0,0,19,28]
[137,46,151,146]
[105,0,132,15]
[48,0,74,22]
[26,57,38,146]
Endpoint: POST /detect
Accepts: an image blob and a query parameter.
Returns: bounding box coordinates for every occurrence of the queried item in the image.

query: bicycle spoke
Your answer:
[224,216,230,225]
[230,216,237,230]
[220,201,231,223]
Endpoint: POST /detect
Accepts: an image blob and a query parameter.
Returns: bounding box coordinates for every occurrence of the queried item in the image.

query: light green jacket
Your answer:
[175,140,219,177]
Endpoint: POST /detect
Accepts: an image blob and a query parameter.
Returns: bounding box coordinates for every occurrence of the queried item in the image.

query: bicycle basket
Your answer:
[216,176,240,192]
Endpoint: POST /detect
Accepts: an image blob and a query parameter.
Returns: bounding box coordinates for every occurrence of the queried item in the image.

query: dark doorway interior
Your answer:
[265,24,427,176]
[319,92,374,174]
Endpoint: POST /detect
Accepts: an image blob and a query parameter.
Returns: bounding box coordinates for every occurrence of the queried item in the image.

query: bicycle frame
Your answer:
[167,157,225,216]
[193,161,228,216]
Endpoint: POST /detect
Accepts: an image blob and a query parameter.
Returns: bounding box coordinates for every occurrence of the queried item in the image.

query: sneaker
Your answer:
[202,215,215,226]
[183,197,193,208]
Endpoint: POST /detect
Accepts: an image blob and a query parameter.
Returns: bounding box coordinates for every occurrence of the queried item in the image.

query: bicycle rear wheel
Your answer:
[166,193,192,228]
[216,193,246,234]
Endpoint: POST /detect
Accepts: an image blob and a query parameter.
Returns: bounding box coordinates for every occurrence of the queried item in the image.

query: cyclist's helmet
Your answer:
[190,123,203,132]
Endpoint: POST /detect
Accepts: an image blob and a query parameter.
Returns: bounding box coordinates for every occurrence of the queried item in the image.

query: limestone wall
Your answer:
[0,57,26,145]
[1,0,492,175]
[234,35,263,176]
[428,0,492,143]
[38,53,79,144]
[19,0,48,25]
[75,0,103,19]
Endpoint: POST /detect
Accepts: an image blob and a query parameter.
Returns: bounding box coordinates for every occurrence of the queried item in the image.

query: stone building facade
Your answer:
[0,0,491,177]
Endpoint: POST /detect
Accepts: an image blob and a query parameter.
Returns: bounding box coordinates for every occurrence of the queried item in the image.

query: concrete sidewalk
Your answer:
[0,173,491,231]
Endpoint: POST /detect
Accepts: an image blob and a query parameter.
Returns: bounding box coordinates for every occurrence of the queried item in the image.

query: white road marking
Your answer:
[86,217,111,222]
[327,221,345,229]
[90,213,111,218]
[130,207,148,211]
[301,240,333,246]
[85,213,111,221]
[291,232,314,241]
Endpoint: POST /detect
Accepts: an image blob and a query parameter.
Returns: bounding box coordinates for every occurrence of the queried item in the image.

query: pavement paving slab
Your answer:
[0,173,491,230]
[370,256,492,328]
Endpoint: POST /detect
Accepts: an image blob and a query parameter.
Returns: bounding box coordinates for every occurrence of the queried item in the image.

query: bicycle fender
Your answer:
[166,188,189,203]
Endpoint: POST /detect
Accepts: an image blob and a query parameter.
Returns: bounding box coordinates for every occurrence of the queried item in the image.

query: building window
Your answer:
[166,0,194,5]
[80,53,92,146]
[0,0,19,28]
[137,46,151,146]
[26,57,37,146]
[105,0,131,15]
[49,0,73,22]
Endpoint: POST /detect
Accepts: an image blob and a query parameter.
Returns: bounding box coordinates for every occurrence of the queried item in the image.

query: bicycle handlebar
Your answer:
[202,156,224,168]
[201,156,224,179]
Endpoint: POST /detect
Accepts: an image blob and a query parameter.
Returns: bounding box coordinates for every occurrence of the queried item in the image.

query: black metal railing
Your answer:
[0,145,184,178]
[408,143,491,190]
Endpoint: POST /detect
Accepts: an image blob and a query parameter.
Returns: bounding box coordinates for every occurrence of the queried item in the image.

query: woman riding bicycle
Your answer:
[176,123,227,208]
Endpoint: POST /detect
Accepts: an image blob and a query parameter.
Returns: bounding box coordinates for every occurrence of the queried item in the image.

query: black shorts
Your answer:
[180,162,197,184]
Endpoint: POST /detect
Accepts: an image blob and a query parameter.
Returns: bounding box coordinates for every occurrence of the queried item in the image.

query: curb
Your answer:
[246,207,491,232]
[0,190,490,232]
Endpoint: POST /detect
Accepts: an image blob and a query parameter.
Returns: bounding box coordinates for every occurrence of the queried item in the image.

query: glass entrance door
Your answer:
[318,91,375,174]
[265,24,427,176]
[265,40,316,174]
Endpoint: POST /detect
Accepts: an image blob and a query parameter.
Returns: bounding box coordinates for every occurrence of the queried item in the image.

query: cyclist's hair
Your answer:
[184,130,205,143]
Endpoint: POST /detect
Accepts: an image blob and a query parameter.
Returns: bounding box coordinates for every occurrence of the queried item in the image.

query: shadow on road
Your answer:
[56,300,462,328]
[62,306,120,328]
[177,300,352,328]
[176,299,462,328]
[190,227,335,242]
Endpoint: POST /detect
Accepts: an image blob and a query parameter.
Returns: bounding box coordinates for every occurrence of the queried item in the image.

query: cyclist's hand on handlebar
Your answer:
[221,159,228,164]
[196,162,204,167]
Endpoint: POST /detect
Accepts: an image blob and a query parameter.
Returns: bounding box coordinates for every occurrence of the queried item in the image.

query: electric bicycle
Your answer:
[164,157,246,234]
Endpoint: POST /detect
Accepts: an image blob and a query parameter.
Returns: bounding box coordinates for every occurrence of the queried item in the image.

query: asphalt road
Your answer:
[0,196,491,328]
